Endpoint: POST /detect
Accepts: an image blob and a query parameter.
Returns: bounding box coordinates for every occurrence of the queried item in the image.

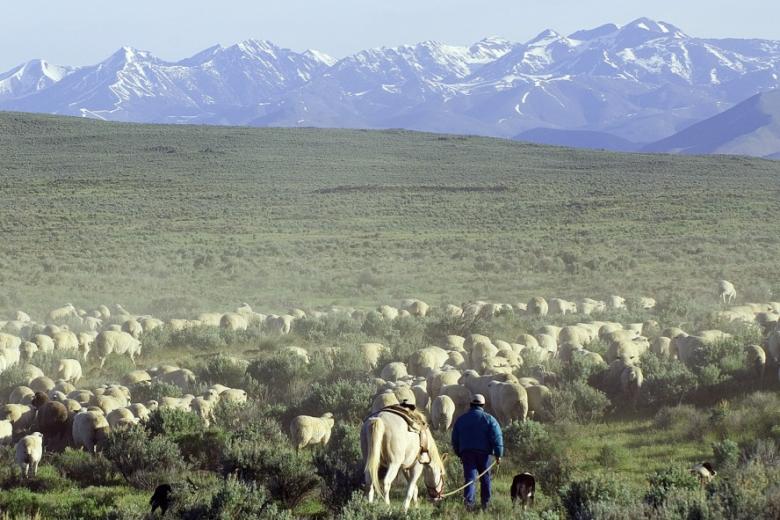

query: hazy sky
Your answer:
[2,0,778,70]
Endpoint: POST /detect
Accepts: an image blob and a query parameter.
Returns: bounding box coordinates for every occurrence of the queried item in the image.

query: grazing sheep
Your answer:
[106,408,138,430]
[1,404,37,434]
[15,432,43,478]
[430,395,456,431]
[121,319,143,339]
[745,344,767,379]
[718,280,736,304]
[94,330,142,368]
[73,410,110,452]
[360,343,387,370]
[487,381,529,425]
[33,334,55,353]
[527,297,548,317]
[9,386,35,405]
[371,390,400,413]
[158,368,197,392]
[52,330,79,351]
[57,359,82,384]
[289,413,335,451]
[0,419,13,445]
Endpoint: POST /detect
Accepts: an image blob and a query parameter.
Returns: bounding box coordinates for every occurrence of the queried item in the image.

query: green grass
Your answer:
[1,112,779,317]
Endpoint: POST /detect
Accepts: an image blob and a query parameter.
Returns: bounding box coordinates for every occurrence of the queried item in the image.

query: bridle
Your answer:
[423,463,445,501]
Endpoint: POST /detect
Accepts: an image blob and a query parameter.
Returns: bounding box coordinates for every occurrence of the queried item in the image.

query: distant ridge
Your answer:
[515,128,642,152]
[645,89,780,158]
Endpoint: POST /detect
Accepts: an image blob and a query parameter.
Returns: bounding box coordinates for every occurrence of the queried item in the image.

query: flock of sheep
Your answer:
[1,279,779,484]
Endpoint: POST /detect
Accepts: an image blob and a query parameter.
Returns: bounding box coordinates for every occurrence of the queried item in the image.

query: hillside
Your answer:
[1,112,779,316]
[645,89,780,157]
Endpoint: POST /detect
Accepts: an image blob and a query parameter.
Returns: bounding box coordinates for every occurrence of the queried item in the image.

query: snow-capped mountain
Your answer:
[0,59,73,102]
[2,18,780,154]
[2,40,333,123]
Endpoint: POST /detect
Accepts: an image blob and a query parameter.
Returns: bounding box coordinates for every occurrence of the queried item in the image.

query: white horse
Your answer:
[361,409,447,511]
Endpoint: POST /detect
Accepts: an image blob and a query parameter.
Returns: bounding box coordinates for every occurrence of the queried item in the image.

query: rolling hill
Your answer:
[1,112,778,316]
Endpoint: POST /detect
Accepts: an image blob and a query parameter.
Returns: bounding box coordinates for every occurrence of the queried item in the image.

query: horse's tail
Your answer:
[365,417,385,497]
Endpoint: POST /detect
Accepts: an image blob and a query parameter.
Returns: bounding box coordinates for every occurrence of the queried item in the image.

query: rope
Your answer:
[439,460,498,499]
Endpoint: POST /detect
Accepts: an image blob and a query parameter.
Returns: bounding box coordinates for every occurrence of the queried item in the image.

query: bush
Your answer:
[145,407,203,439]
[654,405,709,441]
[131,380,182,403]
[596,444,627,468]
[313,423,364,511]
[548,381,609,423]
[560,474,632,520]
[639,353,697,409]
[337,492,437,520]
[299,379,374,423]
[179,476,293,520]
[102,425,187,489]
[503,420,551,465]
[220,432,320,509]
[713,439,740,471]
[247,354,310,403]
[53,448,119,487]
[197,354,247,388]
[645,465,699,508]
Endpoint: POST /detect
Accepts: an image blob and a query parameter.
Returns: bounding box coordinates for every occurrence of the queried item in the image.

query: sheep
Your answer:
[1,404,37,434]
[289,413,335,451]
[93,330,142,368]
[57,359,83,384]
[121,319,144,339]
[15,432,43,478]
[0,419,13,445]
[431,395,456,431]
[72,410,110,452]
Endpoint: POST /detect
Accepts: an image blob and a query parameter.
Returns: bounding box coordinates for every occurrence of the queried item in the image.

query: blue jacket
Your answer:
[451,406,504,458]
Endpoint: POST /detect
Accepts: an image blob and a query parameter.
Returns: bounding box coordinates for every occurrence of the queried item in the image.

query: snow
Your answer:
[521,91,530,104]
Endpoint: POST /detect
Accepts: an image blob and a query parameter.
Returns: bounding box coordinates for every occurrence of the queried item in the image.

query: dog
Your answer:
[510,472,536,509]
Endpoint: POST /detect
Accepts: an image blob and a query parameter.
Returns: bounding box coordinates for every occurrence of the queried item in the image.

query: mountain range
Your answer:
[2,17,780,158]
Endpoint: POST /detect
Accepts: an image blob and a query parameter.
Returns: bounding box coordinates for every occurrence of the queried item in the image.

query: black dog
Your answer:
[510,472,536,509]
[150,484,173,516]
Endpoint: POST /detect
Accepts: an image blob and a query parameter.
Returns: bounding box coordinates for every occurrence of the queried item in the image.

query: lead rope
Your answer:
[439,460,497,499]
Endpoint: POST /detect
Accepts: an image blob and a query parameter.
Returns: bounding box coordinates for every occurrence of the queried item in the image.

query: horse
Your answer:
[361,408,447,511]
[510,472,536,509]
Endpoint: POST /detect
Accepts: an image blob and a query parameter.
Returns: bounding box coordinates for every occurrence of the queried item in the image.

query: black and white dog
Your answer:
[510,472,536,509]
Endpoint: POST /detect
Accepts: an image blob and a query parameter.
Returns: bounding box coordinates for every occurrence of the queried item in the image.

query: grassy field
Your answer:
[1,112,779,317]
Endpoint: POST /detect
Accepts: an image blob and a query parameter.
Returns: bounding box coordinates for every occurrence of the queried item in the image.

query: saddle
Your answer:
[379,404,432,464]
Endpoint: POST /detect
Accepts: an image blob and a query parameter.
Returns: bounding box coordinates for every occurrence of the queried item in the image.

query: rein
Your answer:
[438,461,497,499]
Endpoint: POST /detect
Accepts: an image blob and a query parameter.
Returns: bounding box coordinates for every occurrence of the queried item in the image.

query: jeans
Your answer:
[460,450,492,507]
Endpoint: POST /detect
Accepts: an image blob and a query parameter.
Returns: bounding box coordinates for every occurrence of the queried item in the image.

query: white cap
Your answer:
[471,394,486,406]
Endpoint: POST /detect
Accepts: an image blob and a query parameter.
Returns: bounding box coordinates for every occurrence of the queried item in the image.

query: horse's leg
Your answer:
[383,462,402,505]
[402,463,424,512]
[403,468,419,506]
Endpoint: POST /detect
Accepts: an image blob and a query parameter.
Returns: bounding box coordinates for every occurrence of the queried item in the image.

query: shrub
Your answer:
[145,408,203,439]
[197,354,247,388]
[247,354,310,403]
[179,476,293,520]
[645,465,699,508]
[712,439,740,470]
[337,492,437,520]
[220,434,320,509]
[361,311,392,338]
[639,353,697,409]
[548,381,609,423]
[299,379,374,423]
[131,380,182,403]
[654,405,709,441]
[53,448,119,487]
[503,420,551,465]
[312,423,364,510]
[101,425,187,489]
[596,444,627,468]
[560,474,632,520]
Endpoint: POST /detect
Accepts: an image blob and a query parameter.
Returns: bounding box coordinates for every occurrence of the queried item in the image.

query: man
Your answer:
[451,394,504,511]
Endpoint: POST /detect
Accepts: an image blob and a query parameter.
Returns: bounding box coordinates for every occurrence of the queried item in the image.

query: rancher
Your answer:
[451,393,504,512]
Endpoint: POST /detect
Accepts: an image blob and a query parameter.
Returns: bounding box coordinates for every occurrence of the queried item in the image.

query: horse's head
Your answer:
[423,451,447,502]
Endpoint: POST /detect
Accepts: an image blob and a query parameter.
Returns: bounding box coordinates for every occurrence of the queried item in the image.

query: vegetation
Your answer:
[1,113,780,518]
